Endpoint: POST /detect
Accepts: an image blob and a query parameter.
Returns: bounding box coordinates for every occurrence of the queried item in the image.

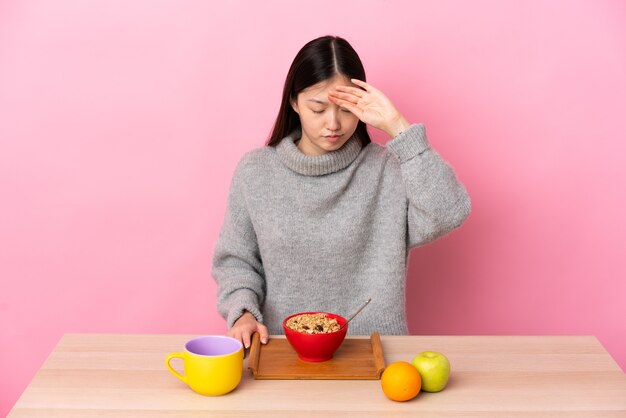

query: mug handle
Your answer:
[165,352,187,383]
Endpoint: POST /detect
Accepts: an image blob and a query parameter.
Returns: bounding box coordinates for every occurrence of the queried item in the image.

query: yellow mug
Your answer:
[165,335,243,396]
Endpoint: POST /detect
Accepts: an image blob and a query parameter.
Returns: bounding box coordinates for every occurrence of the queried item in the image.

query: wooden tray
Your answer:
[247,332,385,380]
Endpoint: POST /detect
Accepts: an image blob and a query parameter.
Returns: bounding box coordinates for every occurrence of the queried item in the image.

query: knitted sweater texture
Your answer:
[211,124,471,335]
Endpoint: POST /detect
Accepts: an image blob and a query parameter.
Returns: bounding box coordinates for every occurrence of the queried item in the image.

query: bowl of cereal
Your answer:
[282,312,348,362]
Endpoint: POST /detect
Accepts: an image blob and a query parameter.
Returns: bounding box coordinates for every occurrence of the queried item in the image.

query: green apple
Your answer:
[411,351,450,392]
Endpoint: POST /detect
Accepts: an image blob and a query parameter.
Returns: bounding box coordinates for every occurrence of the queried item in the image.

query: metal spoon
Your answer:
[339,298,372,330]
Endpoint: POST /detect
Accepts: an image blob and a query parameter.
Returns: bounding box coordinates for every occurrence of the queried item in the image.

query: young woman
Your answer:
[212,35,471,349]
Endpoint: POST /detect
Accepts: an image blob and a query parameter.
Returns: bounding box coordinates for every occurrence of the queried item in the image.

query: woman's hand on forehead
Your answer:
[328,78,410,137]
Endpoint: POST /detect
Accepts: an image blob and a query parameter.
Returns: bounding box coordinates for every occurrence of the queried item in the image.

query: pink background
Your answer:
[1,0,625,414]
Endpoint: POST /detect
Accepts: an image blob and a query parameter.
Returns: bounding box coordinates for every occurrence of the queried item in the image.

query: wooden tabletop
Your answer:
[8,334,626,417]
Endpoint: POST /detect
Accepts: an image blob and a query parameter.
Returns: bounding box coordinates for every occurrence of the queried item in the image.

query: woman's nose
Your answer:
[326,109,341,130]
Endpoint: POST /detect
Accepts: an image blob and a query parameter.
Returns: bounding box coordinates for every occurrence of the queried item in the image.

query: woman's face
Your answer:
[290,74,360,156]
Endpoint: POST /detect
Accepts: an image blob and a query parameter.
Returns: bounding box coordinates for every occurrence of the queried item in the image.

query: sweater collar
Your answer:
[275,129,362,176]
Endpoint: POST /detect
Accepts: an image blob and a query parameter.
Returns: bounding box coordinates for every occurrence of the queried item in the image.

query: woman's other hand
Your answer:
[328,78,410,138]
[228,311,269,349]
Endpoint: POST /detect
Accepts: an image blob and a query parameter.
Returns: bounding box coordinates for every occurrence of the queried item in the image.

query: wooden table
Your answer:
[8,334,626,417]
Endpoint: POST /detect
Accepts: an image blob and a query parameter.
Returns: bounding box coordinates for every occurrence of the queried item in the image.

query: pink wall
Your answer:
[1,0,624,414]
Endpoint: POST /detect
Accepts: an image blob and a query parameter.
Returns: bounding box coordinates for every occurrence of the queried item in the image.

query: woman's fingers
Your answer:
[328,95,361,116]
[350,78,375,92]
[328,89,360,104]
[328,93,355,108]
[333,85,365,98]
[227,328,244,349]
[241,329,252,349]
[257,323,270,344]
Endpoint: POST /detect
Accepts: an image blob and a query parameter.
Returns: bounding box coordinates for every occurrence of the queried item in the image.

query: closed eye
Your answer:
[312,109,351,114]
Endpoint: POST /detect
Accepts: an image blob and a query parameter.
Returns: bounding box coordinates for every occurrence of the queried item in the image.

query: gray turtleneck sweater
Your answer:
[211,124,471,335]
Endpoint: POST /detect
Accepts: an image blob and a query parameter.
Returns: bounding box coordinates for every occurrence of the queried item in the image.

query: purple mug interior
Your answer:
[185,336,242,357]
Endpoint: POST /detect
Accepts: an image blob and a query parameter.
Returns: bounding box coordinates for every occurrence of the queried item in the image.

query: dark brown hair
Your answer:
[266,35,372,147]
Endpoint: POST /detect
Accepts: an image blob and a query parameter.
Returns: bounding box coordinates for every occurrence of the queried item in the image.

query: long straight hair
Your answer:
[266,36,371,147]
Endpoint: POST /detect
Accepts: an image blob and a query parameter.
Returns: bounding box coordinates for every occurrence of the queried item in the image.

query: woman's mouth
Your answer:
[325,134,341,142]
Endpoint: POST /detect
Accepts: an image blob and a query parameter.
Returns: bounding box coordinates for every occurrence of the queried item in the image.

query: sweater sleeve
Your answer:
[211,159,266,328]
[386,123,471,249]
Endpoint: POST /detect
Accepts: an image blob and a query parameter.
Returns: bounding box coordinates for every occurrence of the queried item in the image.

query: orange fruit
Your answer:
[381,361,421,401]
